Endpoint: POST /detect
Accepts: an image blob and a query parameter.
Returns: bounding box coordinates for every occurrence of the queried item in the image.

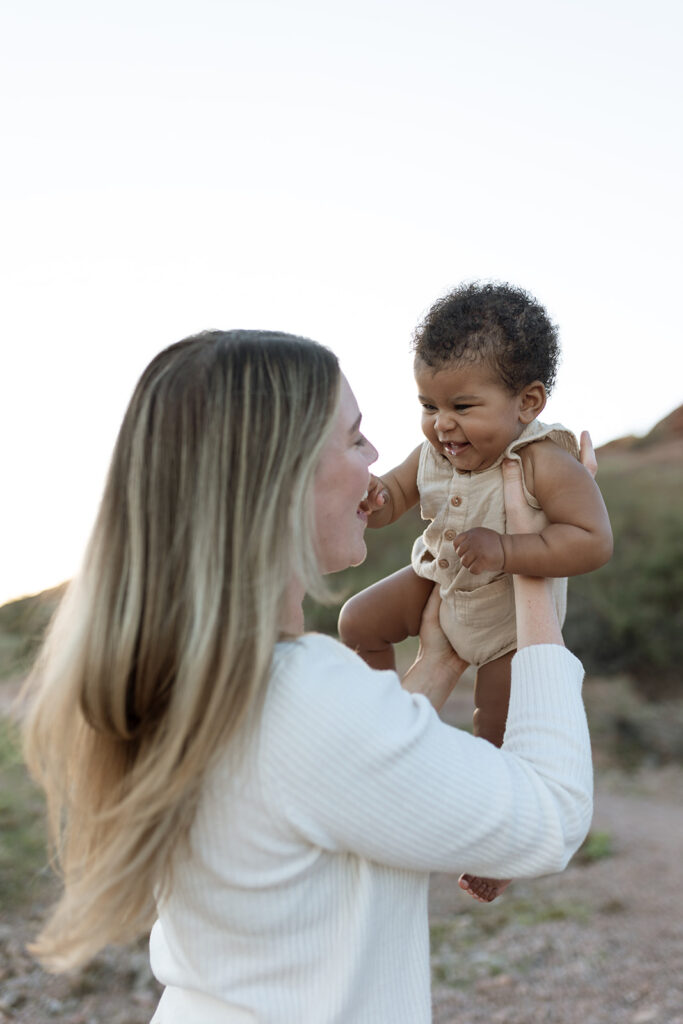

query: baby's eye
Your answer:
[420,402,437,412]
[454,404,471,412]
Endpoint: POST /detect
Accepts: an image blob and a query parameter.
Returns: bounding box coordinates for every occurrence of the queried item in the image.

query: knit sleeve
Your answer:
[260,636,592,879]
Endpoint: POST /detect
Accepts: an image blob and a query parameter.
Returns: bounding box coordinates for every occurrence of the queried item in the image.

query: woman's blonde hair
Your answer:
[22,329,341,971]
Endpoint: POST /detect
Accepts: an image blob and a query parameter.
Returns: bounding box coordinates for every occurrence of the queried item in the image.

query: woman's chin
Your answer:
[348,545,368,568]
[322,541,368,575]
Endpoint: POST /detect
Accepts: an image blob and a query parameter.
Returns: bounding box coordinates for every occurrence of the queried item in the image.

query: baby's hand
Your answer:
[454,528,505,574]
[360,474,390,514]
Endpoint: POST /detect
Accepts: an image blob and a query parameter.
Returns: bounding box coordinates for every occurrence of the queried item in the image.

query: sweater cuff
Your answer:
[510,644,585,701]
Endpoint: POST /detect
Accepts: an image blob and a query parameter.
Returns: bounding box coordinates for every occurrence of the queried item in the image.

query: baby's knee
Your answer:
[338,594,367,647]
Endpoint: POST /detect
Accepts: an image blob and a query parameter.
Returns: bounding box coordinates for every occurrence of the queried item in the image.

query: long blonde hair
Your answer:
[22,330,340,971]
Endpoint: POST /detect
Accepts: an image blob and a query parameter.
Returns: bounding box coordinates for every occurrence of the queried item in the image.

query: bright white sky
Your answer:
[1,0,681,605]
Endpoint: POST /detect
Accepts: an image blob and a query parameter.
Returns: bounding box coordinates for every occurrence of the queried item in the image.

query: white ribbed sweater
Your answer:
[150,636,592,1024]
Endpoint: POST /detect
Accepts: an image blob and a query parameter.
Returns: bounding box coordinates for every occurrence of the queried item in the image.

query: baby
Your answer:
[339,281,613,902]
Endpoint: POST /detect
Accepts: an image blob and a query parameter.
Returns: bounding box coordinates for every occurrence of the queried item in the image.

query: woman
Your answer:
[23,330,593,1023]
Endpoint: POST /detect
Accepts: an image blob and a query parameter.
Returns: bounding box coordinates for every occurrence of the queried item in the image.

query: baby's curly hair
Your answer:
[412,281,560,395]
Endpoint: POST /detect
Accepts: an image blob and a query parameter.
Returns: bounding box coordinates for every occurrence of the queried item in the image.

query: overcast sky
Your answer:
[2,0,681,604]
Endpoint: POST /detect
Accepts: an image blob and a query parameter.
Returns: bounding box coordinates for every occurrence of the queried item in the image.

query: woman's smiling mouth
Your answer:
[356,487,370,521]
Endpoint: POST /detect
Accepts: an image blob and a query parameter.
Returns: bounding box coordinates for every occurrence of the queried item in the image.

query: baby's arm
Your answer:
[455,439,613,577]
[363,444,422,528]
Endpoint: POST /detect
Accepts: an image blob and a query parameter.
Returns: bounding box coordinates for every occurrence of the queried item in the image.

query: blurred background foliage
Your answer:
[305,445,683,705]
[563,453,683,700]
[2,426,681,708]
[1,433,681,962]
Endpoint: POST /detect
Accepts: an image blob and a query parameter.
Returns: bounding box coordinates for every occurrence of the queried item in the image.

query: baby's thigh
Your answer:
[340,566,434,643]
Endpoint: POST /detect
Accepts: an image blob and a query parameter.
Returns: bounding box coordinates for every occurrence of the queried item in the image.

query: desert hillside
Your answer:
[596,402,683,462]
[2,404,682,693]
[1,405,682,1023]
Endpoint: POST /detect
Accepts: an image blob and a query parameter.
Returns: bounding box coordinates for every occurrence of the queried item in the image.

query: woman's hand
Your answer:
[579,430,598,479]
[504,430,598,648]
[501,459,547,535]
[401,586,469,711]
[503,430,599,535]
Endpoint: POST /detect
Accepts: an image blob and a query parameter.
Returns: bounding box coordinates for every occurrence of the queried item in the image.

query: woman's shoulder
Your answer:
[269,633,414,733]
[272,632,386,699]
[274,631,362,671]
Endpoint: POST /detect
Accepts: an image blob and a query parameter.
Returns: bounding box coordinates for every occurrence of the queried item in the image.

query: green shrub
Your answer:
[0,719,50,909]
[0,584,66,679]
[565,459,683,699]
[575,829,613,864]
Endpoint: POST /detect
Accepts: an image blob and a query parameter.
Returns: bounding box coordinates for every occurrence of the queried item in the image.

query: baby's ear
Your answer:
[518,381,547,423]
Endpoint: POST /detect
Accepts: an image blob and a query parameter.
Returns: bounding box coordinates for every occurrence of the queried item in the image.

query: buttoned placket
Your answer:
[436,472,470,573]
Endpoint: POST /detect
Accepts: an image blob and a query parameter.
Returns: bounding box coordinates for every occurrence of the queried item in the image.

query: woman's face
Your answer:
[314,376,378,574]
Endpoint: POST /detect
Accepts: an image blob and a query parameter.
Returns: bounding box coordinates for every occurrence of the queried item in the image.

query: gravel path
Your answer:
[430,768,683,1024]
[2,771,680,1024]
[3,665,681,1023]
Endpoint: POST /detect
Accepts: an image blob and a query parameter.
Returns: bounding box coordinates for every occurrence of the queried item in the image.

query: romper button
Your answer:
[438,558,449,568]
[451,496,461,507]
[444,530,455,541]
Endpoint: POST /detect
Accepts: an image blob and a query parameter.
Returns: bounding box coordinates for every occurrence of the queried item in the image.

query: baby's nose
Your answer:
[435,410,457,433]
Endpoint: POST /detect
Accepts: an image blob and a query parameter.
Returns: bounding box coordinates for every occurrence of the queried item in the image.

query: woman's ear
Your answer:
[518,381,547,423]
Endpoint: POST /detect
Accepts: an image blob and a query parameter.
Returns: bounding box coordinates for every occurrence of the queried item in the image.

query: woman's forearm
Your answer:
[512,575,564,649]
[401,648,466,712]
[401,586,469,711]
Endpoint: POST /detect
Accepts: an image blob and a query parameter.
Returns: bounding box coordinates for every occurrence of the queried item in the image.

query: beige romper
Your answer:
[410,420,580,666]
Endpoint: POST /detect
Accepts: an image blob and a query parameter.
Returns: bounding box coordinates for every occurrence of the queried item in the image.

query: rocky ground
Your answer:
[430,765,683,1024]
[2,675,682,1024]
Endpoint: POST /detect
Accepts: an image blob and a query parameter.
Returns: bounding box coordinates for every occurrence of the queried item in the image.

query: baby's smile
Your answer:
[415,358,534,473]
[442,440,471,457]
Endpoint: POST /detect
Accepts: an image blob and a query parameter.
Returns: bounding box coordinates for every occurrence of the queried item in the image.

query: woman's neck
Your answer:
[280,579,305,637]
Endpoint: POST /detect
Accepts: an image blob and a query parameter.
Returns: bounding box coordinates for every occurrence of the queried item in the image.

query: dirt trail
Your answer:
[4,772,680,1024]
[2,670,682,1023]
[430,768,683,1024]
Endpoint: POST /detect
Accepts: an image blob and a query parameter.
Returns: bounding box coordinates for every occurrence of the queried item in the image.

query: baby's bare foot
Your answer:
[458,873,511,903]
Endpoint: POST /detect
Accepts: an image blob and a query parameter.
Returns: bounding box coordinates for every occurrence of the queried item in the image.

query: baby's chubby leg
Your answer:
[473,650,515,748]
[338,567,435,671]
[460,650,515,902]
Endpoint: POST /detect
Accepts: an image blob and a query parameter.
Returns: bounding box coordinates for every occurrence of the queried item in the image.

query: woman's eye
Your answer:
[354,434,368,448]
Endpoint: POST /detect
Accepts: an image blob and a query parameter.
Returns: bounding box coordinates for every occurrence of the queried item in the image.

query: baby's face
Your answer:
[414,358,529,472]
